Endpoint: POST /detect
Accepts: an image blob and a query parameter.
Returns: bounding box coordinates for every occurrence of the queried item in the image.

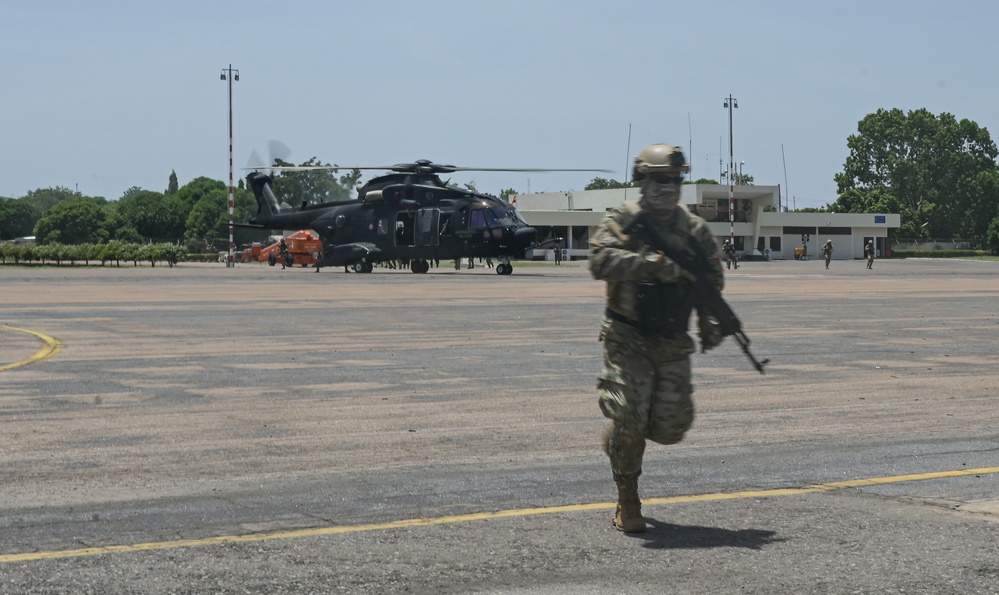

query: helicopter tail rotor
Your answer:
[246,140,293,173]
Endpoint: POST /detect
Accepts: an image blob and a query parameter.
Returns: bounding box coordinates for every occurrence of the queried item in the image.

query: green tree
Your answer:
[0,199,42,239]
[166,170,179,195]
[270,158,360,205]
[33,199,110,244]
[585,177,636,190]
[689,178,719,185]
[114,189,187,242]
[22,186,82,212]
[499,188,518,202]
[834,108,999,240]
[828,187,899,215]
[185,188,228,243]
[987,215,999,255]
[174,177,225,212]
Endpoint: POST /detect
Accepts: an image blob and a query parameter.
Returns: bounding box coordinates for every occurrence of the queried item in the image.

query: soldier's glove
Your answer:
[698,315,724,353]
[643,251,695,283]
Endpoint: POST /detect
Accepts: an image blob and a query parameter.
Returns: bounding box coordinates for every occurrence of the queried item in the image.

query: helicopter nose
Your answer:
[514,226,538,245]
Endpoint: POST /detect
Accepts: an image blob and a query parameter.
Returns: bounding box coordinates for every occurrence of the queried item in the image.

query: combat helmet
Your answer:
[633,144,690,182]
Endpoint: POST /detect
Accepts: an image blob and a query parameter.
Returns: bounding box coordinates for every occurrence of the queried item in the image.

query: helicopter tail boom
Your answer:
[246,172,286,221]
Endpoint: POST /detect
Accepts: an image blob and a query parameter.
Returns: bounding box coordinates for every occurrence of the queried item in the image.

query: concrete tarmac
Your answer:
[1,257,998,594]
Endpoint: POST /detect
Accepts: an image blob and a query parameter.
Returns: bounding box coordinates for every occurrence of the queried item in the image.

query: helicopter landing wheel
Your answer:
[496,263,513,275]
[353,260,372,274]
[410,259,430,273]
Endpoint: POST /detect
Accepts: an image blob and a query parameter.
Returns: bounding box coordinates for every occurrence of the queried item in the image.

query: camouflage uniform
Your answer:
[590,198,723,531]
[279,239,289,269]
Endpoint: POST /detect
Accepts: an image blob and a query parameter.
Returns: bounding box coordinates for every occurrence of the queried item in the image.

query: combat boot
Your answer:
[613,475,645,533]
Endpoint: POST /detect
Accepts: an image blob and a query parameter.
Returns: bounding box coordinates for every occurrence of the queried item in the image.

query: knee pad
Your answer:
[647,401,694,445]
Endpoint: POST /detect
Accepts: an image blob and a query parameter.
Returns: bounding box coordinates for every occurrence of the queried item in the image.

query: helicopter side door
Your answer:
[415,208,440,247]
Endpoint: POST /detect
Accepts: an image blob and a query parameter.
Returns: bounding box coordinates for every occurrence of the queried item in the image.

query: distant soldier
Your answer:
[553,242,562,265]
[279,238,290,270]
[722,239,739,270]
[821,239,834,269]
[865,241,875,270]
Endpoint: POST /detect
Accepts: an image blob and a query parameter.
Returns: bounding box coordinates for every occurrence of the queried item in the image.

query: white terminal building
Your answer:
[512,184,900,262]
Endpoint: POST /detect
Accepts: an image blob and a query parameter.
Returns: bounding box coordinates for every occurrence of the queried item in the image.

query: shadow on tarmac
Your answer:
[634,519,784,550]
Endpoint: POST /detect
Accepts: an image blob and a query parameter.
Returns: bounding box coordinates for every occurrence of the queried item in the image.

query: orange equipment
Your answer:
[243,231,322,266]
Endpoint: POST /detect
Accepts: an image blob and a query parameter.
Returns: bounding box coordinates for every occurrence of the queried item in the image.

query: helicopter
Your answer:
[241,159,610,275]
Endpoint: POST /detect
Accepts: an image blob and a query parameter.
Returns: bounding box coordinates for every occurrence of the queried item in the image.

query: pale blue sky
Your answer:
[2,1,996,209]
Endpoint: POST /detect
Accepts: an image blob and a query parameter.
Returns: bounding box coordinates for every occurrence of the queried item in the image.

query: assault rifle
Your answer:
[622,210,769,374]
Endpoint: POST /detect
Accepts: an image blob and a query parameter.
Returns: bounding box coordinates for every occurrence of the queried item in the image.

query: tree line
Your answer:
[0,160,361,253]
[0,241,189,267]
[3,115,999,255]
[829,108,999,249]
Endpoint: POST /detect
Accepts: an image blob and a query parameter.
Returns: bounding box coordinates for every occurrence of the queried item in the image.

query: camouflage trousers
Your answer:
[597,318,695,479]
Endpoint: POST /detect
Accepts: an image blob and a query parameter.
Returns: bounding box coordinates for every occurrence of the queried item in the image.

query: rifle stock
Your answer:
[622,211,769,374]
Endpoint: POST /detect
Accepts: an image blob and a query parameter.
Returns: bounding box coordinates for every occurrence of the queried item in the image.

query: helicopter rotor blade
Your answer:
[245,140,294,172]
[242,158,613,175]
[449,166,614,173]
[267,140,292,166]
[245,164,613,174]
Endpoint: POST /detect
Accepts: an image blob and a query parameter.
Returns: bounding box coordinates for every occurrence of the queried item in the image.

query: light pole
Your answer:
[220,65,239,268]
[723,95,738,246]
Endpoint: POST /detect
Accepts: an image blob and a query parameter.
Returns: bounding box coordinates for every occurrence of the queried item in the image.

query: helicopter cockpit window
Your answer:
[377,219,389,235]
[470,209,488,230]
[480,207,516,227]
[508,208,528,225]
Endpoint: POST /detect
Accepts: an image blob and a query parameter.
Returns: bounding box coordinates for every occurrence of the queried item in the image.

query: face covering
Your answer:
[640,177,681,216]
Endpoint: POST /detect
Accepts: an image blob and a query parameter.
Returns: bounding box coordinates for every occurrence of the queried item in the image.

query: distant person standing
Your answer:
[553,242,562,265]
[279,238,290,270]
[722,239,739,270]
[865,240,875,270]
[821,239,834,269]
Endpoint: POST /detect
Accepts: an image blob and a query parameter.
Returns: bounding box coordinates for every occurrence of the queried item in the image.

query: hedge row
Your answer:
[0,241,188,267]
[890,250,990,258]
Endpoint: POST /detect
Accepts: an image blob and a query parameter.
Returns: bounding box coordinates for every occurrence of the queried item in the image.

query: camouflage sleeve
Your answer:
[588,206,658,282]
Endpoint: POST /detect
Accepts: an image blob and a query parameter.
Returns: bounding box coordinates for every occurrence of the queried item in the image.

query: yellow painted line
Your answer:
[0,326,62,372]
[2,466,997,564]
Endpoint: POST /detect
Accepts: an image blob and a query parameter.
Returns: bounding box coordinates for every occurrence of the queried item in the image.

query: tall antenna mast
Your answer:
[781,144,790,212]
[688,112,693,179]
[624,123,632,200]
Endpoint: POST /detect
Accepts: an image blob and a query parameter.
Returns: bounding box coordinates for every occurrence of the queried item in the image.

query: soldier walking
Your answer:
[279,238,290,269]
[821,239,834,269]
[722,239,739,269]
[589,144,725,533]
